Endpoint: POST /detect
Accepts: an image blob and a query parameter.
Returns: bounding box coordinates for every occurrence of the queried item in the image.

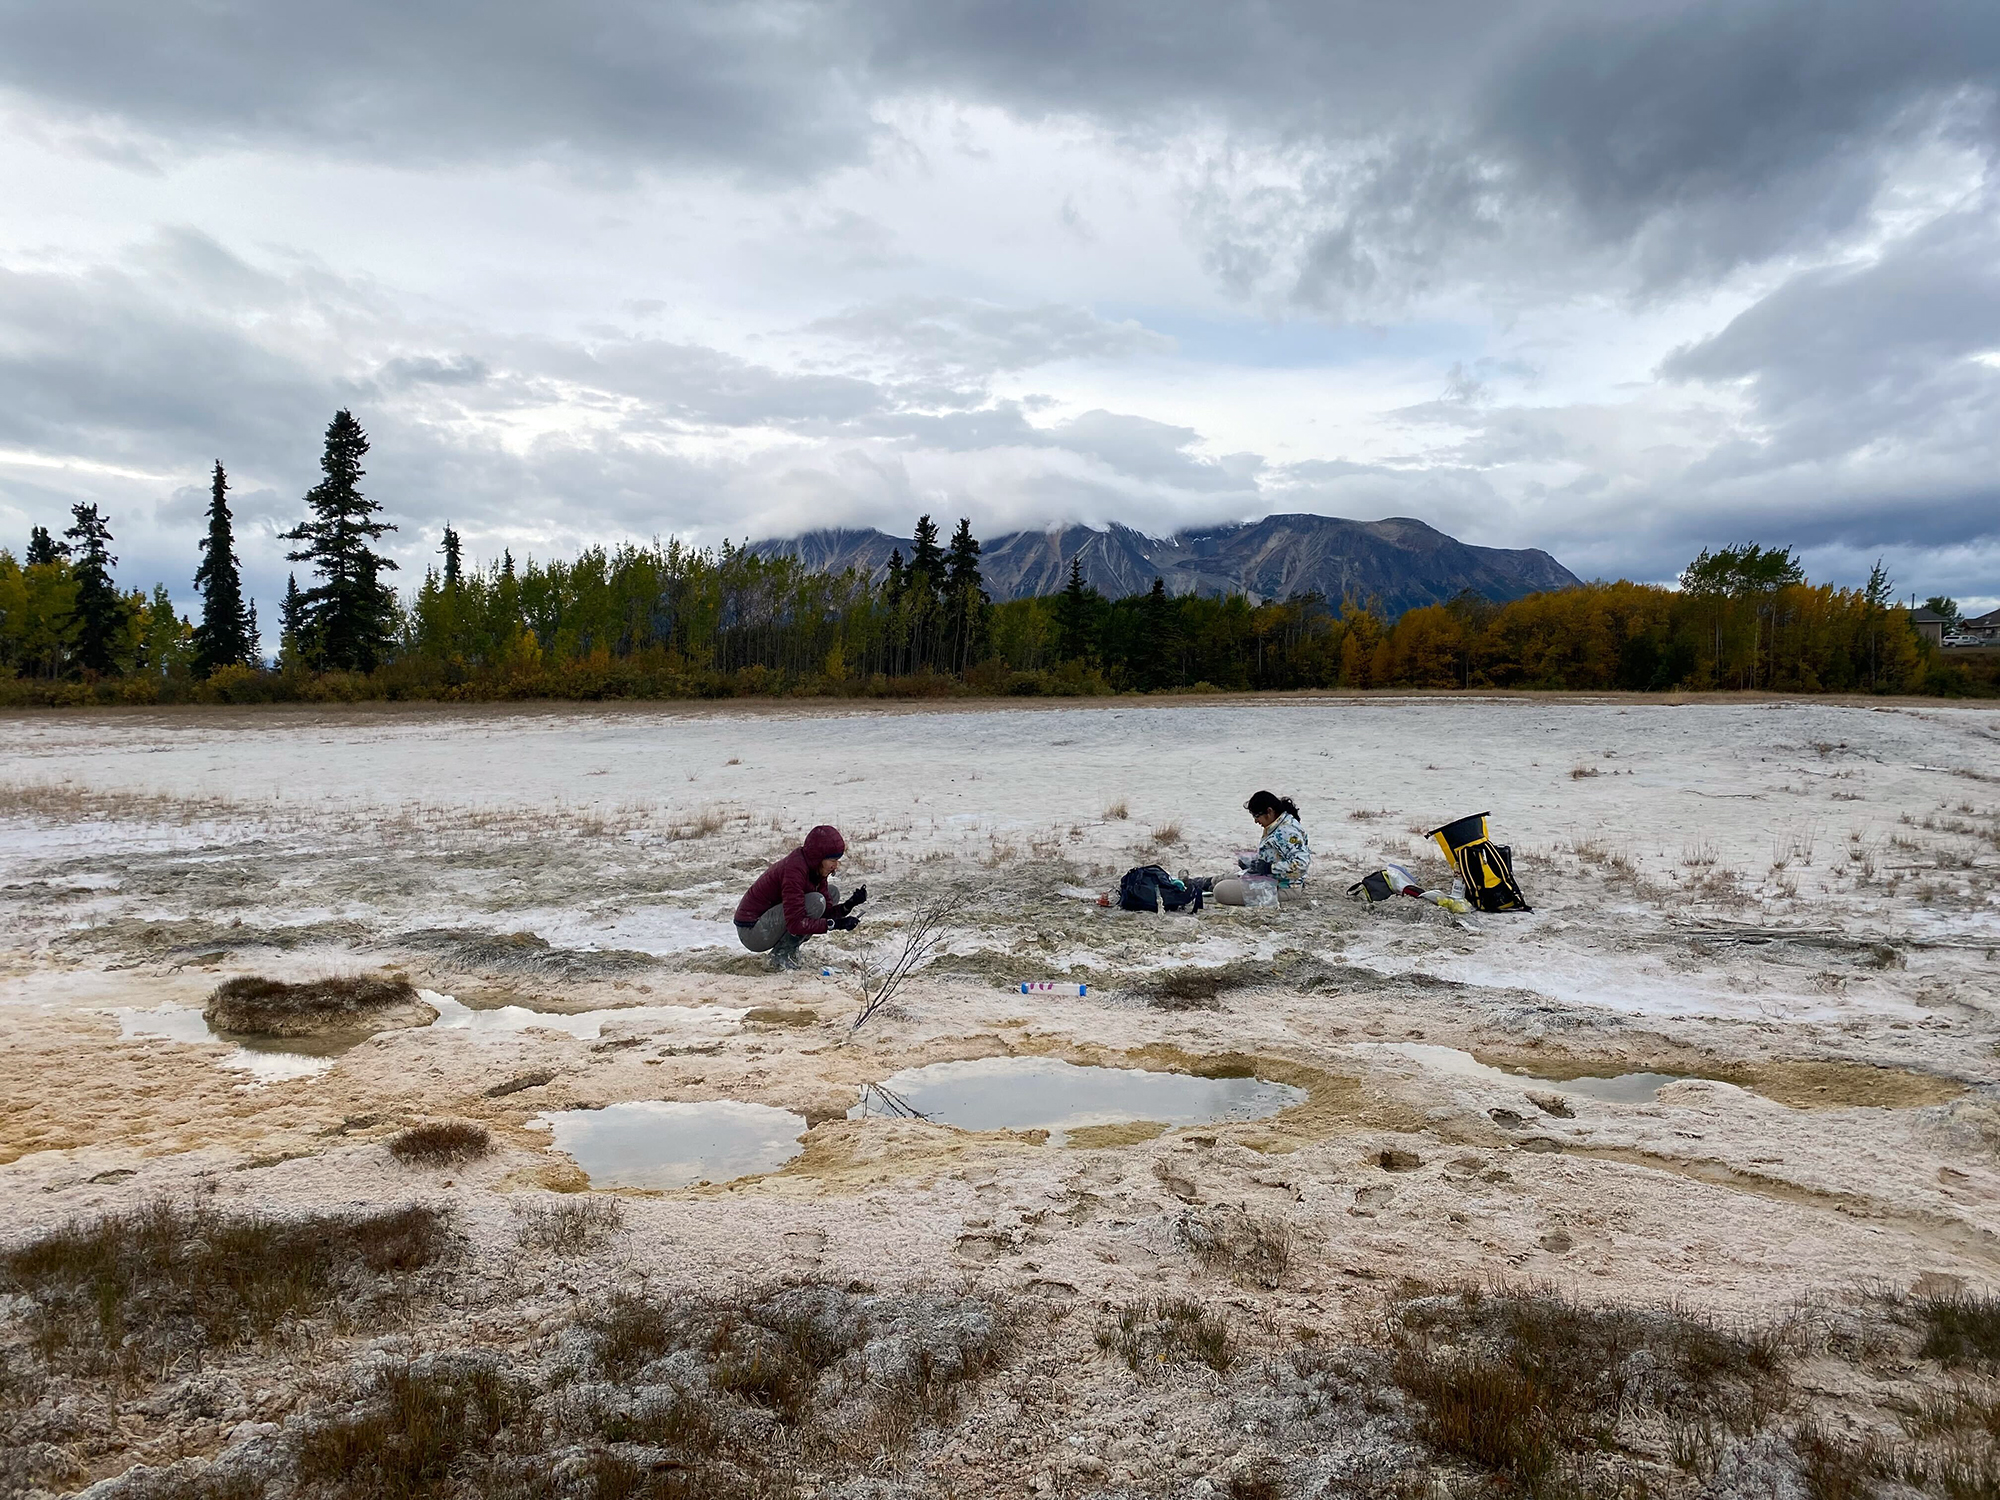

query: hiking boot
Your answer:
[768,936,804,972]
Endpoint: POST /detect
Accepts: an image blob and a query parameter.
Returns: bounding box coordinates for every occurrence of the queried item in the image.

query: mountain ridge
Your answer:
[748,513,1580,617]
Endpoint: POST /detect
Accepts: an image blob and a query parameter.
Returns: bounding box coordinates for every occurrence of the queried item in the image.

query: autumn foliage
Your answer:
[1,533,1989,705]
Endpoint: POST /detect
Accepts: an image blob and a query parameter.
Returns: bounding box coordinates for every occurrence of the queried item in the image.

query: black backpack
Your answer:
[1425,812,1532,913]
[1118,865,1203,913]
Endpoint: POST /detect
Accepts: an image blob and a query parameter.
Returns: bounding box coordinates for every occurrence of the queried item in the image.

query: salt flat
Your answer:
[2,696,1998,1497]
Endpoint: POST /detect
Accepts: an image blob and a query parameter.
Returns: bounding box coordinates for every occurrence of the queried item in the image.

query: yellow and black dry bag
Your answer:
[1427,812,1531,913]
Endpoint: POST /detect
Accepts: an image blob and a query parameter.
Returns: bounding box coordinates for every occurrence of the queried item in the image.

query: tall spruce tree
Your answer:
[63,503,123,677]
[944,518,988,673]
[1136,577,1180,689]
[441,524,462,588]
[883,547,907,674]
[26,525,67,567]
[279,573,305,646]
[192,461,254,675]
[281,410,399,671]
[908,515,945,668]
[1056,554,1091,664]
[909,515,944,588]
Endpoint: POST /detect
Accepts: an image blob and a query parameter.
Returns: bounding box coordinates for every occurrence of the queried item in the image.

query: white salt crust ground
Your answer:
[2,695,1998,1495]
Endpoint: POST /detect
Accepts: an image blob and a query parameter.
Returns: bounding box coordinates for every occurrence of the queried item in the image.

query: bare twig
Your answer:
[849,893,955,1033]
[854,1082,933,1120]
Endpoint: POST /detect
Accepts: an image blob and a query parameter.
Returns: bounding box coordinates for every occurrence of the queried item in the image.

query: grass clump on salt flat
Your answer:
[513,1196,624,1257]
[0,1199,451,1376]
[1096,1297,1235,1373]
[296,1361,528,1500]
[1912,1290,2000,1368]
[1172,1205,1295,1289]
[1389,1283,1788,1491]
[386,1121,490,1166]
[203,973,425,1036]
[279,1279,1004,1500]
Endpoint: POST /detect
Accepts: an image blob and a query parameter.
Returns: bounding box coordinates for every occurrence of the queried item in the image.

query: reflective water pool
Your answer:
[537,1100,808,1190]
[849,1057,1305,1144]
[107,1004,344,1082]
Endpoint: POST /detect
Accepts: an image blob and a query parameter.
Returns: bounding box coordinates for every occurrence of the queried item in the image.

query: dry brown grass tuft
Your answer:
[513,1197,625,1257]
[0,1200,451,1376]
[260,1279,1005,1499]
[204,973,425,1036]
[1096,1297,1234,1373]
[1390,1284,1788,1490]
[670,805,729,840]
[584,1282,1004,1431]
[1103,798,1130,820]
[1791,1420,1885,1500]
[1151,821,1183,846]
[1173,1205,1295,1288]
[1912,1290,2000,1367]
[387,1121,490,1166]
[296,1361,526,1500]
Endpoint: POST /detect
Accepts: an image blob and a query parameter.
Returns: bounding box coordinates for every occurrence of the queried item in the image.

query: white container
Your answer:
[1020,981,1088,996]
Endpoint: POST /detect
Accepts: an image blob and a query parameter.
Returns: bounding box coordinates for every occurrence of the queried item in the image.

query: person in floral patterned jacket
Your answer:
[1209,791,1311,905]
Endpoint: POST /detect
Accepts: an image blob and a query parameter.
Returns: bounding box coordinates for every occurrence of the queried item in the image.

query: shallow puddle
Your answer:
[849,1057,1305,1144]
[107,1005,344,1082]
[1365,1043,1681,1103]
[428,994,744,1041]
[536,1100,807,1190]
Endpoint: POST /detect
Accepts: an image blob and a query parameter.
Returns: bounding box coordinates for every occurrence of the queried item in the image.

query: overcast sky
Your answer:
[3,0,1998,618]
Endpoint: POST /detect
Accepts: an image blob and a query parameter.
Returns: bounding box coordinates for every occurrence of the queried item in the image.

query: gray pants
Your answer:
[735,885,836,953]
[1211,877,1305,906]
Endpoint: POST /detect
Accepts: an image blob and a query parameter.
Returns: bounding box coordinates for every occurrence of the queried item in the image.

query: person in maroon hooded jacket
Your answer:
[733,824,867,970]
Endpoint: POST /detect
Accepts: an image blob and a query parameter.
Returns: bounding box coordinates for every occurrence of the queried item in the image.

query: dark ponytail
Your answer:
[1246,790,1301,821]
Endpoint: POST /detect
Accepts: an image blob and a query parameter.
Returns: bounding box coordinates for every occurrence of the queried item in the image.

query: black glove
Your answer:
[835,885,868,916]
[1247,859,1273,876]
[832,915,861,931]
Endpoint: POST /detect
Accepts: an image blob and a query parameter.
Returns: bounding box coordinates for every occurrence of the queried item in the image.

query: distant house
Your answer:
[1911,607,1946,645]
[1960,606,2000,643]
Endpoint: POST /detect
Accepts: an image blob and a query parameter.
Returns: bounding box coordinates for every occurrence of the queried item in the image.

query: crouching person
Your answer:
[734,824,866,971]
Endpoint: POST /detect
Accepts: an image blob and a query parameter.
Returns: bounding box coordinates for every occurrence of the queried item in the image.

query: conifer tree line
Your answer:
[0,408,398,688]
[2,412,1992,702]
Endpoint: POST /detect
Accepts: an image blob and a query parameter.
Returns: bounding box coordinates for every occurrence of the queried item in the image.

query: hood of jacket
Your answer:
[801,825,846,866]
